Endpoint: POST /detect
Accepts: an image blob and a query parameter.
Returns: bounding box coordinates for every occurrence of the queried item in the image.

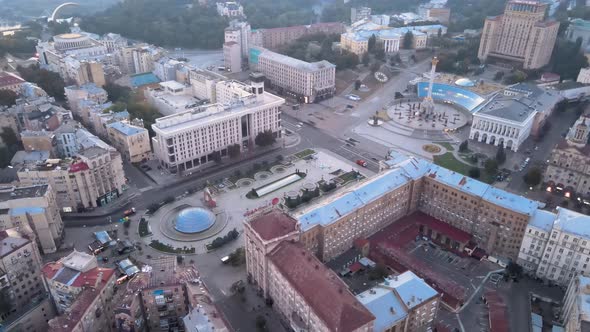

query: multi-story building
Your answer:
[351,7,372,23]
[0,228,56,332]
[151,76,283,174]
[477,0,559,69]
[0,184,64,253]
[251,22,346,50]
[544,111,590,198]
[53,119,114,158]
[188,68,226,102]
[132,45,165,74]
[100,33,128,53]
[144,80,196,116]
[577,67,590,84]
[62,59,106,87]
[341,24,446,56]
[20,130,56,153]
[64,84,108,123]
[0,71,25,93]
[106,121,151,163]
[43,251,116,332]
[223,41,242,73]
[357,272,441,332]
[216,1,244,17]
[17,150,126,212]
[469,83,561,151]
[223,20,250,72]
[562,275,590,331]
[518,207,590,286]
[418,4,451,24]
[250,47,336,103]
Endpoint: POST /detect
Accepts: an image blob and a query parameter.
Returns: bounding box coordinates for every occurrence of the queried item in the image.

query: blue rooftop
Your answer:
[107,121,145,136]
[555,207,590,238]
[357,287,407,332]
[386,271,438,309]
[10,206,45,216]
[130,72,160,87]
[528,210,556,232]
[417,82,485,112]
[482,187,540,216]
[174,207,216,234]
[94,230,113,245]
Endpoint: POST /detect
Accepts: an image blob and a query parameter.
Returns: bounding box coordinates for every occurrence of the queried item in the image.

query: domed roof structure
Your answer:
[174,207,216,234]
[455,78,476,87]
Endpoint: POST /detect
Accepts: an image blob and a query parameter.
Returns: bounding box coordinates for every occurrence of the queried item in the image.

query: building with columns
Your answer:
[469,83,560,151]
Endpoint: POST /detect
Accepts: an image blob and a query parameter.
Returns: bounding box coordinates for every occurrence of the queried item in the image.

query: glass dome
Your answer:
[454,78,476,87]
[174,207,216,234]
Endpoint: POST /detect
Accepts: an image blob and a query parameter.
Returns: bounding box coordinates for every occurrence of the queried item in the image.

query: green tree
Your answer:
[403,31,414,49]
[17,64,66,101]
[104,82,132,103]
[368,34,377,53]
[551,39,589,80]
[459,140,469,152]
[370,61,382,73]
[524,167,543,187]
[437,27,442,38]
[495,145,506,165]
[210,151,222,163]
[228,143,241,159]
[493,71,505,81]
[254,130,276,147]
[354,80,362,90]
[468,167,481,179]
[48,21,70,36]
[0,89,17,107]
[506,262,523,278]
[361,52,370,67]
[484,159,498,175]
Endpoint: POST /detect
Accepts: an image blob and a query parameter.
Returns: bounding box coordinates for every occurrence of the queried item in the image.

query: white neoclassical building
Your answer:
[469,83,561,151]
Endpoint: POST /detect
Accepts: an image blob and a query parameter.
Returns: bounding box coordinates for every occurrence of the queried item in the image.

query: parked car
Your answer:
[346,94,361,101]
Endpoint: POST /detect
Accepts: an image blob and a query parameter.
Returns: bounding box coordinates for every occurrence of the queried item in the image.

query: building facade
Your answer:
[151,77,283,174]
[0,71,25,93]
[469,83,560,151]
[216,2,244,17]
[106,121,151,163]
[249,47,336,103]
[252,22,346,50]
[0,228,55,331]
[17,150,126,212]
[544,112,590,199]
[477,0,559,69]
[0,184,64,253]
[561,275,590,331]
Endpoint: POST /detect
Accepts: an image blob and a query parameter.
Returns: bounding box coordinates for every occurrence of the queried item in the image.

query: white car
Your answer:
[346,94,361,101]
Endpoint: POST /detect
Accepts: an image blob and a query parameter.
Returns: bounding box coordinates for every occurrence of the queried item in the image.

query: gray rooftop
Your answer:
[0,185,48,202]
[253,47,336,72]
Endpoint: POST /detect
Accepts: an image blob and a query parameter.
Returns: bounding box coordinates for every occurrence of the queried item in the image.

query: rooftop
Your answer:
[0,184,48,202]
[0,71,25,88]
[356,287,407,332]
[528,209,556,232]
[0,228,30,257]
[107,121,146,136]
[383,271,439,309]
[248,210,298,241]
[251,46,335,72]
[554,207,590,238]
[268,241,375,331]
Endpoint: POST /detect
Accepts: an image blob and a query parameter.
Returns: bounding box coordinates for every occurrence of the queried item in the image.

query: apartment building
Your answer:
[478,0,559,69]
[544,111,590,198]
[107,121,151,163]
[251,22,346,50]
[351,7,372,23]
[249,46,336,103]
[357,272,440,332]
[17,150,126,212]
[188,68,226,102]
[62,59,105,87]
[562,275,590,331]
[20,130,56,153]
[0,228,56,332]
[223,41,242,73]
[151,76,283,174]
[518,207,590,286]
[64,84,108,124]
[0,71,25,93]
[43,251,116,332]
[0,184,64,253]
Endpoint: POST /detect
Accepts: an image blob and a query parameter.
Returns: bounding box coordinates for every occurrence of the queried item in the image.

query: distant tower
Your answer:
[423,57,439,115]
[249,72,265,99]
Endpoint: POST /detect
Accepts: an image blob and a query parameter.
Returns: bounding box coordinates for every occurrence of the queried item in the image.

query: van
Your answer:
[221,256,230,264]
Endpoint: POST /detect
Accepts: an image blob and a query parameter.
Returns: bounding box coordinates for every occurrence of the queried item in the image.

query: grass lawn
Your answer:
[437,142,455,151]
[433,152,495,184]
[294,148,315,159]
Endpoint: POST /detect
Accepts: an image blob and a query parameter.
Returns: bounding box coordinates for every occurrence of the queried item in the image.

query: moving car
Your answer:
[356,159,367,167]
[123,208,136,217]
[346,94,361,101]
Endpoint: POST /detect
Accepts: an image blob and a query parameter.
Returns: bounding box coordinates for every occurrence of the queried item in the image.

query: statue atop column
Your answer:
[422,57,439,115]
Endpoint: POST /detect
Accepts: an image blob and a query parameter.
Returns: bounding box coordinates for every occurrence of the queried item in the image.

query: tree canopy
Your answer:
[17,64,66,101]
[0,90,17,107]
[81,0,228,49]
[255,130,276,147]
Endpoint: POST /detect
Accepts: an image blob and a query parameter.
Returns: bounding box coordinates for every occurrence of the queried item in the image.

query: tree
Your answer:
[368,34,377,53]
[493,71,505,81]
[17,64,66,101]
[459,140,469,152]
[484,159,498,175]
[254,130,276,147]
[437,27,442,38]
[0,90,17,107]
[370,62,382,73]
[354,80,362,90]
[361,52,370,67]
[255,315,267,331]
[523,167,542,187]
[228,143,241,159]
[374,48,386,61]
[104,82,132,103]
[468,167,481,179]
[210,151,222,163]
[177,255,184,264]
[48,21,70,35]
[495,145,506,165]
[506,262,523,278]
[403,31,414,49]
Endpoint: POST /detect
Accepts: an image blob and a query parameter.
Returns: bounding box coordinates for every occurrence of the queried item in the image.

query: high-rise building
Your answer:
[478,0,559,69]
[0,228,56,332]
[106,121,151,163]
[249,46,336,103]
[0,184,64,253]
[223,20,250,72]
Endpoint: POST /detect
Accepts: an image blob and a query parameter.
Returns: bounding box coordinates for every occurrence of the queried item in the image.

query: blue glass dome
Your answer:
[174,207,216,234]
